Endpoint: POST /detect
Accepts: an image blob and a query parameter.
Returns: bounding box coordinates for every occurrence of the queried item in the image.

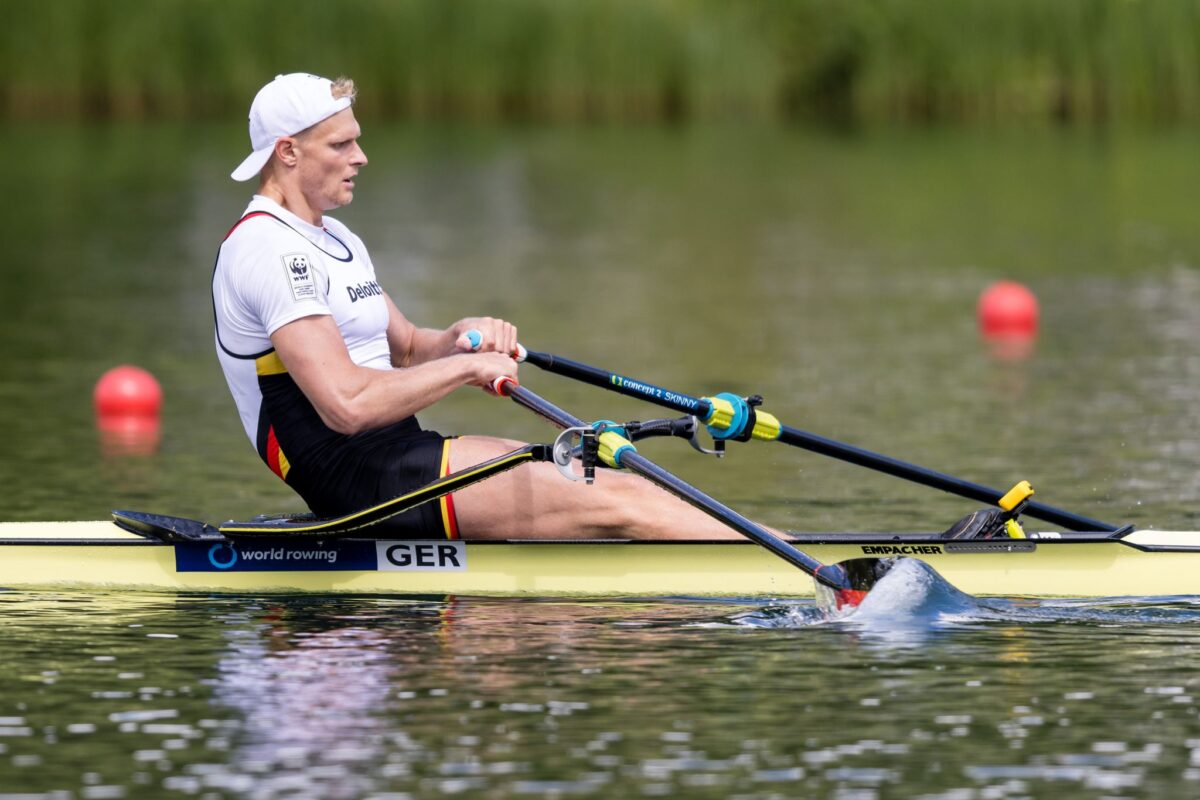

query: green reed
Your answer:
[3,0,1200,125]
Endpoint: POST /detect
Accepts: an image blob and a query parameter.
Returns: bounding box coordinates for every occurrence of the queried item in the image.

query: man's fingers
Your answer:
[457,321,518,355]
[459,329,483,351]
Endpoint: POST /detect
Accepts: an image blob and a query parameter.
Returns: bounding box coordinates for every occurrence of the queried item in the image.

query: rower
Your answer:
[212,73,752,543]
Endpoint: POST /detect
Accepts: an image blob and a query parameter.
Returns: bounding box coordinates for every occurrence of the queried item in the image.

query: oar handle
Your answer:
[463,329,529,363]
[490,375,518,396]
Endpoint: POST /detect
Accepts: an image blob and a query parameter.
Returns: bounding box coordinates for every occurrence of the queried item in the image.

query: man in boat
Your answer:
[213,73,743,541]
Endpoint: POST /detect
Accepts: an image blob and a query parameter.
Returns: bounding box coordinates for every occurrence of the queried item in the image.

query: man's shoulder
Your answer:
[223,211,291,245]
[220,214,312,269]
[320,214,360,242]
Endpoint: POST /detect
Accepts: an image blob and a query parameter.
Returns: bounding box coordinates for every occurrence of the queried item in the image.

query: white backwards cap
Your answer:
[231,73,353,181]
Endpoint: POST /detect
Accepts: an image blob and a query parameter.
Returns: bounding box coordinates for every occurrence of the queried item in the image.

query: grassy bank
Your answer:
[4,0,1200,125]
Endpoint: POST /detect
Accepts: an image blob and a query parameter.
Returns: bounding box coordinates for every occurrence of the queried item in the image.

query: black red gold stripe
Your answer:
[439,440,460,539]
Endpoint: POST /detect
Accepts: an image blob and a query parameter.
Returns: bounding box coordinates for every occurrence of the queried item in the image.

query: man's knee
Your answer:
[449,435,528,471]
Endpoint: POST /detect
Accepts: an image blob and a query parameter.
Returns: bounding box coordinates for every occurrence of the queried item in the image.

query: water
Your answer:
[3,583,1200,799]
[4,121,1200,797]
[4,122,1200,530]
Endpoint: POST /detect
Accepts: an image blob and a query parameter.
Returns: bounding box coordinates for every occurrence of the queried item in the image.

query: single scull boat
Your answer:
[0,520,1194,598]
[5,345,1164,603]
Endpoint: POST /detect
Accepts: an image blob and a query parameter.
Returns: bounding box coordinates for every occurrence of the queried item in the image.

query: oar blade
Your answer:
[814,557,898,610]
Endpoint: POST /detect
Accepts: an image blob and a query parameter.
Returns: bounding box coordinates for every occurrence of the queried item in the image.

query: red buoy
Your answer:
[94,366,162,456]
[978,281,1039,338]
[94,365,163,419]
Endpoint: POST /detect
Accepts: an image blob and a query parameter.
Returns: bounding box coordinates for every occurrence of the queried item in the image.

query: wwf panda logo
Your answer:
[285,254,310,276]
[282,253,317,301]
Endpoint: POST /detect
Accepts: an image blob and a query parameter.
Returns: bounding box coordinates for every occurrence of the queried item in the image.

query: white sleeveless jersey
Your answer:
[212,196,392,447]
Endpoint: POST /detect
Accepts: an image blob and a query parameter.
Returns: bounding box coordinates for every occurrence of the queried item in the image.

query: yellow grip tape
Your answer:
[597,430,636,468]
[998,480,1035,512]
[702,396,735,430]
[751,411,782,441]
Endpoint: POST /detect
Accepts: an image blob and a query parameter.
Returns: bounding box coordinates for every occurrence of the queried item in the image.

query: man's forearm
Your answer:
[406,326,458,365]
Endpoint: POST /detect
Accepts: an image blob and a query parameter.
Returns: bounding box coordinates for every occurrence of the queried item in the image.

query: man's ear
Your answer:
[274,137,299,168]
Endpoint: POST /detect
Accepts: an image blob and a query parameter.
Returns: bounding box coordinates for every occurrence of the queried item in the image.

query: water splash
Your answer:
[847,558,985,622]
[731,557,1200,639]
[730,558,999,633]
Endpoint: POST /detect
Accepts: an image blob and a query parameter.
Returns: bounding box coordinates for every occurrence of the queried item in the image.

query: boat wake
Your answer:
[730,557,1200,639]
[731,558,1004,633]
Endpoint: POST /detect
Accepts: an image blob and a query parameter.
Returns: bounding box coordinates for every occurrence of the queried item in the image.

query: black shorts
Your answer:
[290,429,460,539]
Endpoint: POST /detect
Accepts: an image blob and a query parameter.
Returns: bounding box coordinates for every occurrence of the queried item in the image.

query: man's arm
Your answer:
[271,314,517,435]
[383,294,518,368]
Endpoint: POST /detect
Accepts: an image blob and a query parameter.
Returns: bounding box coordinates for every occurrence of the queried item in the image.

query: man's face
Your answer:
[294,108,367,212]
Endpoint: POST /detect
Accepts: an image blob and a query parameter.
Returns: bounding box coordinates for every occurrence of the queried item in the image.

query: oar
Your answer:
[487,376,898,609]
[515,348,1118,533]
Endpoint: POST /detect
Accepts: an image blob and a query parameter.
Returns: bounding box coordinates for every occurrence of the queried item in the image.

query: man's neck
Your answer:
[257,180,322,227]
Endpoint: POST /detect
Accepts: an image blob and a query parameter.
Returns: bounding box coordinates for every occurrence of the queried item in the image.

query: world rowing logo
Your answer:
[208,543,239,570]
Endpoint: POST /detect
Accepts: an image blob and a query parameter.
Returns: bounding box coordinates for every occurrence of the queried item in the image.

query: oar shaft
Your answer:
[776,427,1118,532]
[522,349,1119,533]
[502,382,838,587]
[522,350,710,416]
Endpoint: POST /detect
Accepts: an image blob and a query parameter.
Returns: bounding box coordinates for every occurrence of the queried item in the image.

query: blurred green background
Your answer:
[4,0,1200,530]
[6,0,1200,127]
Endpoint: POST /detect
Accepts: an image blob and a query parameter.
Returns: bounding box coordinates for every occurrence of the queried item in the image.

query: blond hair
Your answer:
[331,77,357,103]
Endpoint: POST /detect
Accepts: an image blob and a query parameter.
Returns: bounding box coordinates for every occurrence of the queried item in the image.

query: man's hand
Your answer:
[463,351,519,391]
[452,317,519,357]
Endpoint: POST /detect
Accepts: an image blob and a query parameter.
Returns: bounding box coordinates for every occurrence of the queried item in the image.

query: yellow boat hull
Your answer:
[1,521,1197,598]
